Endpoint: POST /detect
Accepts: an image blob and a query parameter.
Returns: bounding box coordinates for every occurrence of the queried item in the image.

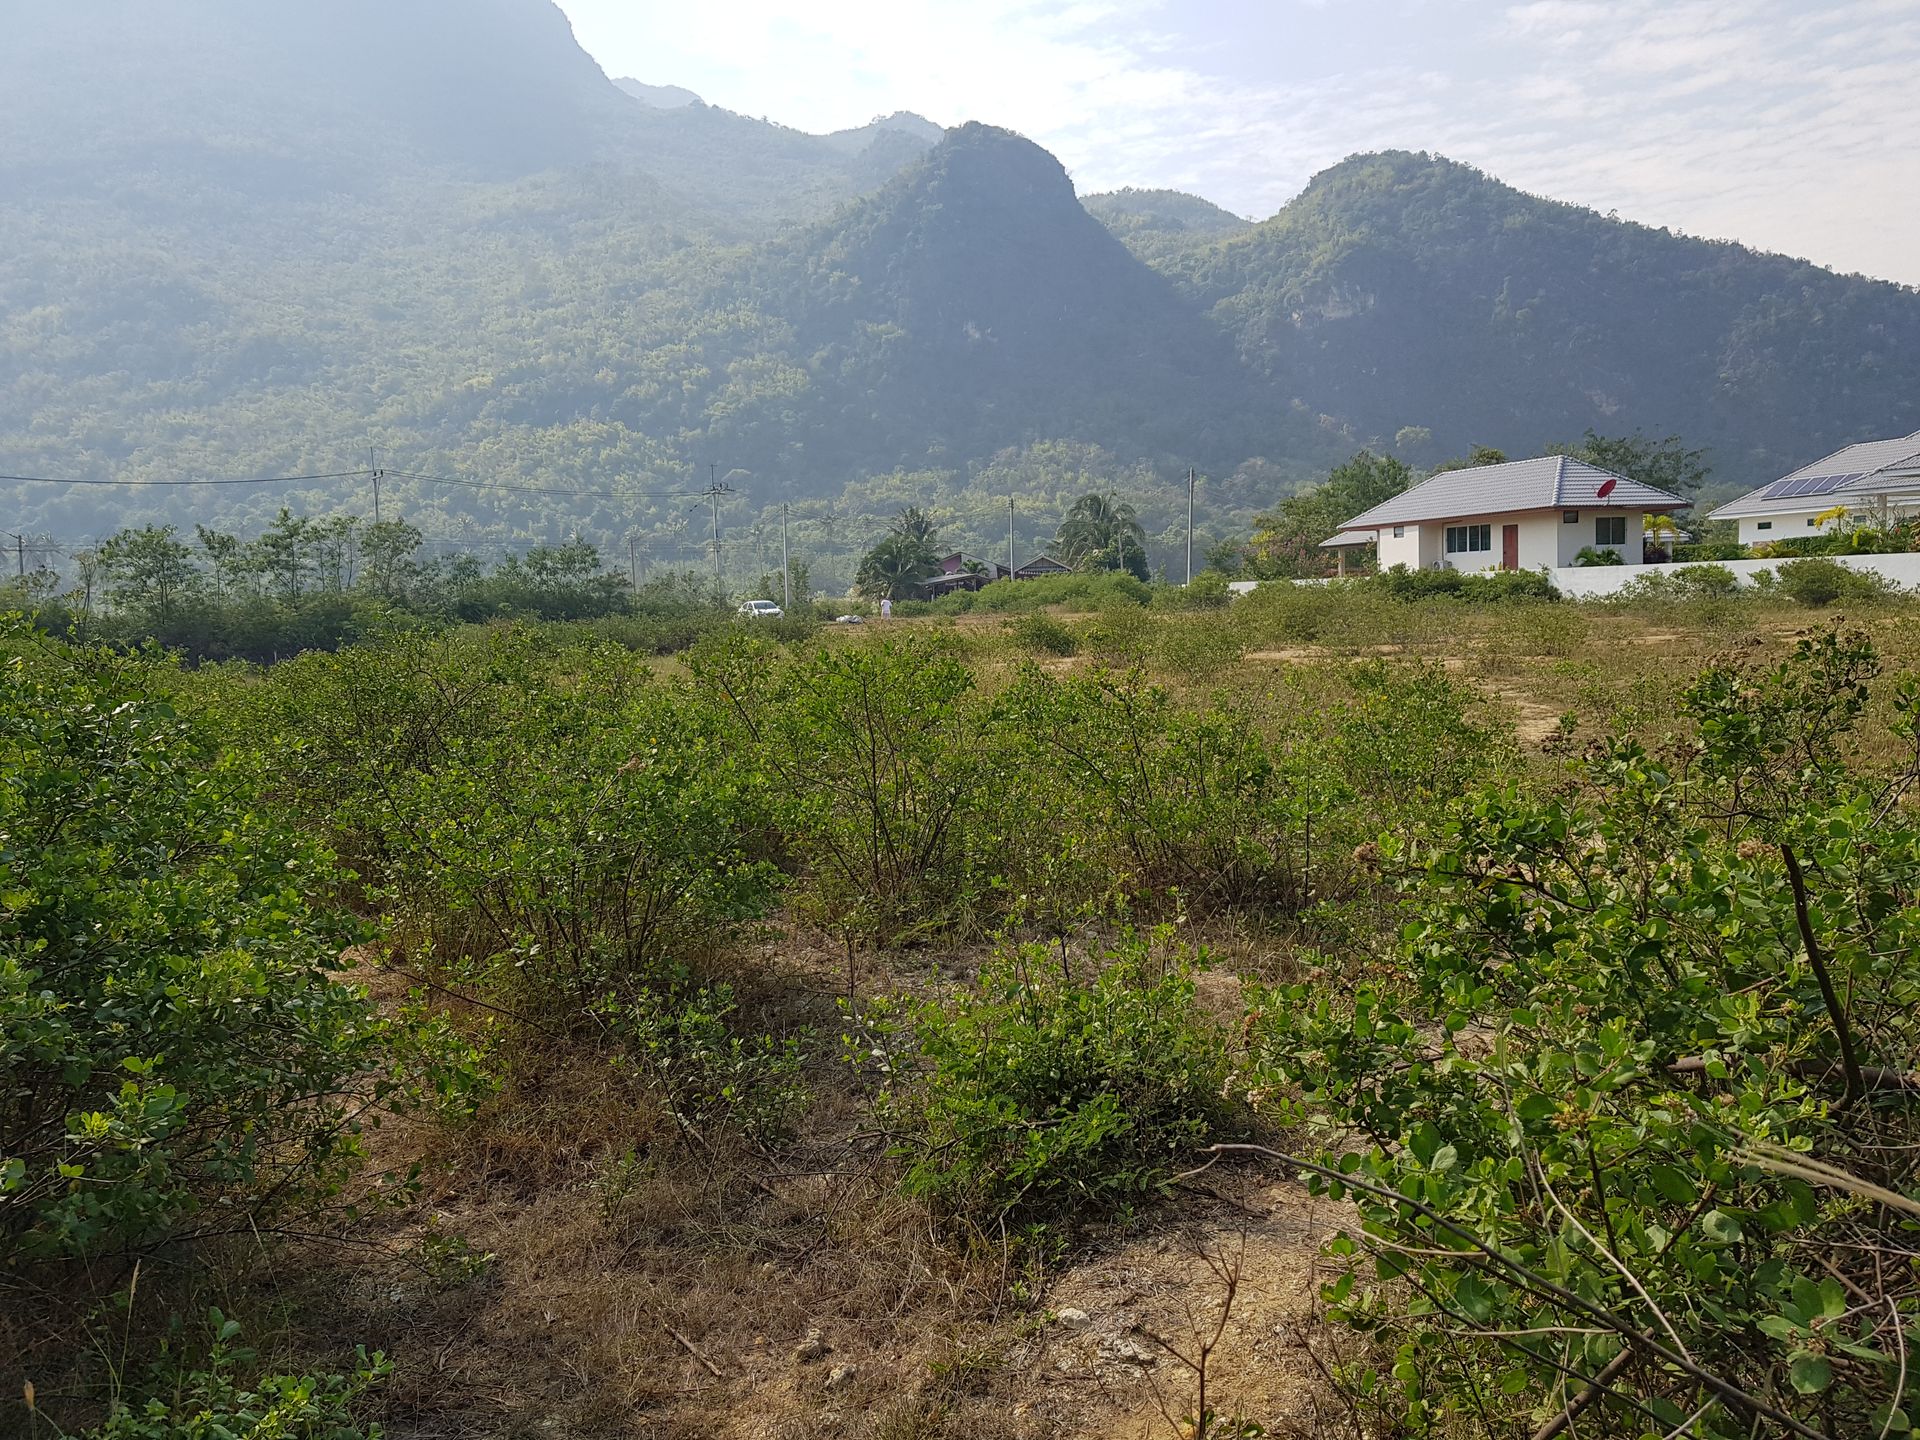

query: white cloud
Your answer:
[556,0,1920,284]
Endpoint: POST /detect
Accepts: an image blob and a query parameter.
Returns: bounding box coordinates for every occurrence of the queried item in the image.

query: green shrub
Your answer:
[0,622,413,1261]
[1151,571,1232,611]
[85,1312,388,1439]
[1572,544,1624,566]
[995,666,1336,913]
[605,976,807,1143]
[972,571,1149,614]
[1326,658,1511,816]
[1149,614,1244,677]
[1616,561,1743,602]
[1373,566,1556,603]
[377,650,780,1005]
[1775,556,1896,607]
[1009,612,1077,656]
[1252,630,1920,1440]
[690,631,990,942]
[878,931,1237,1228]
[1671,541,1747,562]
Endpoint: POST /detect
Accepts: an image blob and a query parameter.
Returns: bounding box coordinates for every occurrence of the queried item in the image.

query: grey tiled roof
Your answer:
[1320,530,1377,548]
[1709,431,1920,521]
[1339,456,1690,531]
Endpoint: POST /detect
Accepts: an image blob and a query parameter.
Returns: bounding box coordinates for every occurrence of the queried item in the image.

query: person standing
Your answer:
[880,596,892,621]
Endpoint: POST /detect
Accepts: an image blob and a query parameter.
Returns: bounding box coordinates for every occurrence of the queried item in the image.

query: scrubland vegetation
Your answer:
[7,578,1920,1440]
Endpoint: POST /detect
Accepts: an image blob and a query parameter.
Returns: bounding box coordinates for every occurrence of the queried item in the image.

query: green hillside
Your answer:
[1083,187,1254,264]
[4,5,1920,592]
[1174,151,1920,476]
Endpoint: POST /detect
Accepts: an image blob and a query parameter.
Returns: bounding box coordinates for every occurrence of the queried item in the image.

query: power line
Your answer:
[0,469,369,488]
[381,468,700,501]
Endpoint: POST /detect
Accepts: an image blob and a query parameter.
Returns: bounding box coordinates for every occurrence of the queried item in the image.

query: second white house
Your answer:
[1324,455,1691,572]
[1709,430,1920,543]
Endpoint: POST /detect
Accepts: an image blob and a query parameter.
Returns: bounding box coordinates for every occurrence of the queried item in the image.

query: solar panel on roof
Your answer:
[1763,472,1863,501]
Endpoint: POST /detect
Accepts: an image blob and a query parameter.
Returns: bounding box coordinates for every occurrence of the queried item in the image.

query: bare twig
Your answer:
[1779,843,1865,1107]
[1529,1333,1642,1440]
[661,1320,722,1378]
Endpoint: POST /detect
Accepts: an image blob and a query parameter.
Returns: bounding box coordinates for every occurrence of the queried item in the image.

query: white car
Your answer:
[737,599,784,620]
[833,614,865,625]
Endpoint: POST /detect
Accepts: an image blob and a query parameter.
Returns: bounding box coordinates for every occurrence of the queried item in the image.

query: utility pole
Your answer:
[780,502,792,610]
[1007,495,1016,578]
[627,534,638,589]
[702,464,730,595]
[7,531,22,580]
[370,446,383,527]
[1186,466,1196,586]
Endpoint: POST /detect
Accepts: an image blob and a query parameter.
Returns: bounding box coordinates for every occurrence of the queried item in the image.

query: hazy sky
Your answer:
[555,0,1920,286]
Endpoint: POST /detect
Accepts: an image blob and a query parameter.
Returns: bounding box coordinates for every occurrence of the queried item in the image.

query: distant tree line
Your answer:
[3,508,733,662]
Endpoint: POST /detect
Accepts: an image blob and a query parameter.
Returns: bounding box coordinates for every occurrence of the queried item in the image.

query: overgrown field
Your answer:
[7,584,1920,1440]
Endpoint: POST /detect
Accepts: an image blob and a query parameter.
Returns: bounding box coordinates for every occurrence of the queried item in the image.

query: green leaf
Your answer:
[1816,1277,1846,1319]
[1787,1352,1832,1395]
[1648,1163,1696,1205]
[1701,1209,1743,1246]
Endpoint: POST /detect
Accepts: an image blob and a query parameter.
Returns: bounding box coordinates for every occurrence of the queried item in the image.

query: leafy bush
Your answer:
[878,931,1237,1228]
[1571,544,1624,566]
[972,571,1150,614]
[1009,611,1077,656]
[85,1311,388,1440]
[1672,541,1747,562]
[1151,571,1232,610]
[1149,614,1245,677]
[0,623,406,1260]
[1252,630,1920,1439]
[1372,566,1556,603]
[1326,658,1510,817]
[1775,556,1897,607]
[691,631,990,942]
[606,977,807,1143]
[1615,561,1744,602]
[376,649,780,1005]
[996,666,1335,913]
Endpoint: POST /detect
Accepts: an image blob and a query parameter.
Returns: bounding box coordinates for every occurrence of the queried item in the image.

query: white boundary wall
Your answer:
[1546,553,1920,599]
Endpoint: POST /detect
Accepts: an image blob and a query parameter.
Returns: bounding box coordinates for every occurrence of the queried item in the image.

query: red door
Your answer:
[1501,524,1519,570]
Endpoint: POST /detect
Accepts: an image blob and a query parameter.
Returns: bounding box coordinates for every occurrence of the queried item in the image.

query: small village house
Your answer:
[1709,430,1920,543]
[918,551,1012,597]
[1326,455,1690,571]
[915,552,1075,597]
[1011,554,1071,580]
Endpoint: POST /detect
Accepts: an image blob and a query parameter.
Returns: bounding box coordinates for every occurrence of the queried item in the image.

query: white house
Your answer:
[1325,455,1691,572]
[1709,431,1920,544]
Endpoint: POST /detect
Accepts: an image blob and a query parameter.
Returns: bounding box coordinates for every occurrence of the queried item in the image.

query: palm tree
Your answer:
[890,506,939,547]
[1055,493,1148,580]
[1644,512,1683,560]
[855,534,938,601]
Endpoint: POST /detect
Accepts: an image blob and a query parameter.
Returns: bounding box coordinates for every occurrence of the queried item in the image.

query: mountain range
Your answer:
[3,0,1917,587]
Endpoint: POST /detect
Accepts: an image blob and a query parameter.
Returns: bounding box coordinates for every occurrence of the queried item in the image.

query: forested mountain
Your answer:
[1083,188,1254,264]
[4,1,1919,592]
[1166,151,1920,477]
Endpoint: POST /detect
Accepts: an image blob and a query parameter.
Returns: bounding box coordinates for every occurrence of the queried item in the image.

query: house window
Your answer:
[1807,518,1818,527]
[1757,521,1773,532]
[1563,510,1580,523]
[1445,524,1491,554]
[1392,525,1404,538]
[1594,516,1626,546]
